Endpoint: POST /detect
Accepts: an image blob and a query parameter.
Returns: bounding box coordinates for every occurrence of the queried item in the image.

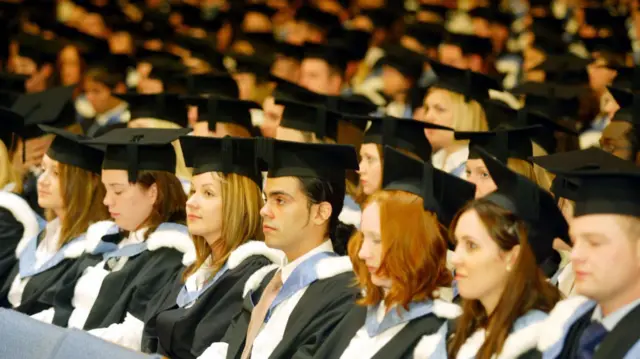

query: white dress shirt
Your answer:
[431,146,469,179]
[592,298,640,331]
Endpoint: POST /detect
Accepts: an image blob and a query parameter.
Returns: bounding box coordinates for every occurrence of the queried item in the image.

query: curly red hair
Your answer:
[348,190,452,310]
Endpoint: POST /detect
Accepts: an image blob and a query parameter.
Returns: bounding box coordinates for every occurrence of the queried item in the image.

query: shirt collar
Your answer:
[281,240,334,283]
[591,298,640,331]
[95,102,129,125]
[431,146,469,173]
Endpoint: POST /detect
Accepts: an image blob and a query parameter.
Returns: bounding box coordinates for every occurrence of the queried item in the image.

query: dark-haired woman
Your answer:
[420,148,565,359]
[31,128,194,350]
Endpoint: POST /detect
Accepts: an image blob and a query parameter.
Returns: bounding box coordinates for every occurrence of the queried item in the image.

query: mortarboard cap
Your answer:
[532,54,591,85]
[226,52,274,80]
[295,5,341,32]
[273,41,305,62]
[581,36,632,56]
[430,61,502,102]
[0,72,27,93]
[116,93,188,128]
[357,115,452,160]
[444,32,493,57]
[379,44,426,80]
[11,86,77,140]
[303,42,349,73]
[359,7,400,29]
[382,146,475,227]
[179,135,262,185]
[38,125,104,174]
[257,139,359,182]
[607,86,640,124]
[512,82,584,119]
[15,32,62,66]
[275,99,341,140]
[404,22,445,49]
[83,128,190,182]
[337,29,372,62]
[477,147,571,259]
[184,73,240,98]
[0,106,23,148]
[183,95,258,133]
[456,125,544,163]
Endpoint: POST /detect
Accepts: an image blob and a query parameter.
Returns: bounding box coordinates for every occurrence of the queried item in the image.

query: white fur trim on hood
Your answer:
[433,299,463,320]
[84,221,119,254]
[0,192,41,257]
[497,321,545,359]
[243,264,280,298]
[537,295,591,351]
[228,241,286,270]
[145,225,196,266]
[62,238,90,259]
[315,255,353,279]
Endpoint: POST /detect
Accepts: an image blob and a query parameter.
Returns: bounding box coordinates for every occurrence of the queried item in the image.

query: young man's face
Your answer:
[299,58,341,95]
[84,77,115,114]
[570,214,640,305]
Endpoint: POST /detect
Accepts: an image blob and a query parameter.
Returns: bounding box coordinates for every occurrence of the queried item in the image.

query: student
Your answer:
[183,96,258,138]
[600,87,640,165]
[313,146,474,359]
[456,124,552,198]
[79,55,132,136]
[421,147,566,359]
[0,126,109,316]
[199,140,360,359]
[0,108,42,289]
[141,136,285,358]
[420,62,497,178]
[353,115,453,205]
[379,45,426,118]
[31,128,194,350]
[533,162,640,358]
[298,43,347,96]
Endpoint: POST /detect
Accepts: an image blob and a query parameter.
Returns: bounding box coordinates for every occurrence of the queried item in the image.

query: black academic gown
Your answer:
[0,231,85,316]
[222,264,358,359]
[21,172,44,217]
[0,208,24,288]
[142,253,275,359]
[311,303,448,359]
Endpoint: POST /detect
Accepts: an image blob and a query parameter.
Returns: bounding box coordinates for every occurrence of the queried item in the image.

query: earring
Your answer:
[506,265,512,272]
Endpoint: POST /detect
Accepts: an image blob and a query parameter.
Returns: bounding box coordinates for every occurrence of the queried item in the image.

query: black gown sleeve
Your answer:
[0,208,23,289]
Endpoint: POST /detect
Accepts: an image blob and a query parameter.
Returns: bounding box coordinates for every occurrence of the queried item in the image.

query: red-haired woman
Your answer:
[418,147,565,359]
[312,147,474,358]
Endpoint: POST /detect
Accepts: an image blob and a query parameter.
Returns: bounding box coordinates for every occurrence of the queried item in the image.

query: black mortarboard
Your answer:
[532,54,591,85]
[85,53,135,83]
[11,86,77,140]
[0,106,23,148]
[379,44,426,80]
[303,42,349,73]
[456,125,544,163]
[337,29,372,61]
[581,36,632,55]
[273,41,305,62]
[171,34,225,72]
[184,73,240,98]
[233,31,277,53]
[183,95,258,132]
[477,147,571,259]
[531,147,639,173]
[15,32,62,66]
[0,73,27,93]
[38,125,103,174]
[444,32,493,57]
[146,62,190,90]
[357,115,452,160]
[549,163,640,217]
[257,139,359,182]
[512,82,584,119]
[227,52,274,80]
[269,74,316,101]
[116,94,188,128]
[583,8,627,32]
[382,146,475,227]
[83,128,190,181]
[607,86,640,124]
[404,22,445,49]
[275,99,341,140]
[360,7,400,29]
[51,23,108,53]
[179,135,262,185]
[295,5,341,32]
[430,61,502,101]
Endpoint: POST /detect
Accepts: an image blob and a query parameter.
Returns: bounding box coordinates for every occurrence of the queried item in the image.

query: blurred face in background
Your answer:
[59,46,82,86]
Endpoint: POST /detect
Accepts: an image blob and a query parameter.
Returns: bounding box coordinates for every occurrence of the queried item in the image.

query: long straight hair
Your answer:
[0,140,21,192]
[135,170,188,239]
[46,162,110,249]
[447,199,561,359]
[182,172,264,281]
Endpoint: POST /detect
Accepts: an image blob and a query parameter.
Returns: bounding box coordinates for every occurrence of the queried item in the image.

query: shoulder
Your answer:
[496,310,550,359]
[84,221,119,253]
[243,264,280,297]
[0,191,42,254]
[228,241,285,270]
[316,255,353,280]
[537,296,595,352]
[146,223,195,266]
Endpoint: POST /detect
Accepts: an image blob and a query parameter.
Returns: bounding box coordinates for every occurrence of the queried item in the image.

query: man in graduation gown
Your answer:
[198,140,360,359]
[532,156,640,359]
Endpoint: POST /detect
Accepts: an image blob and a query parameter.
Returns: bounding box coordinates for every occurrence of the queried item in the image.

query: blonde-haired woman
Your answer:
[142,136,284,358]
[1,126,110,315]
[0,110,42,290]
[419,62,499,178]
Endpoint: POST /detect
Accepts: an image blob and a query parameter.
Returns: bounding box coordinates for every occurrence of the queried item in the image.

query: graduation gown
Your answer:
[534,296,640,359]
[203,255,359,359]
[0,191,43,289]
[312,299,463,359]
[0,224,87,317]
[416,308,548,359]
[141,241,285,359]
